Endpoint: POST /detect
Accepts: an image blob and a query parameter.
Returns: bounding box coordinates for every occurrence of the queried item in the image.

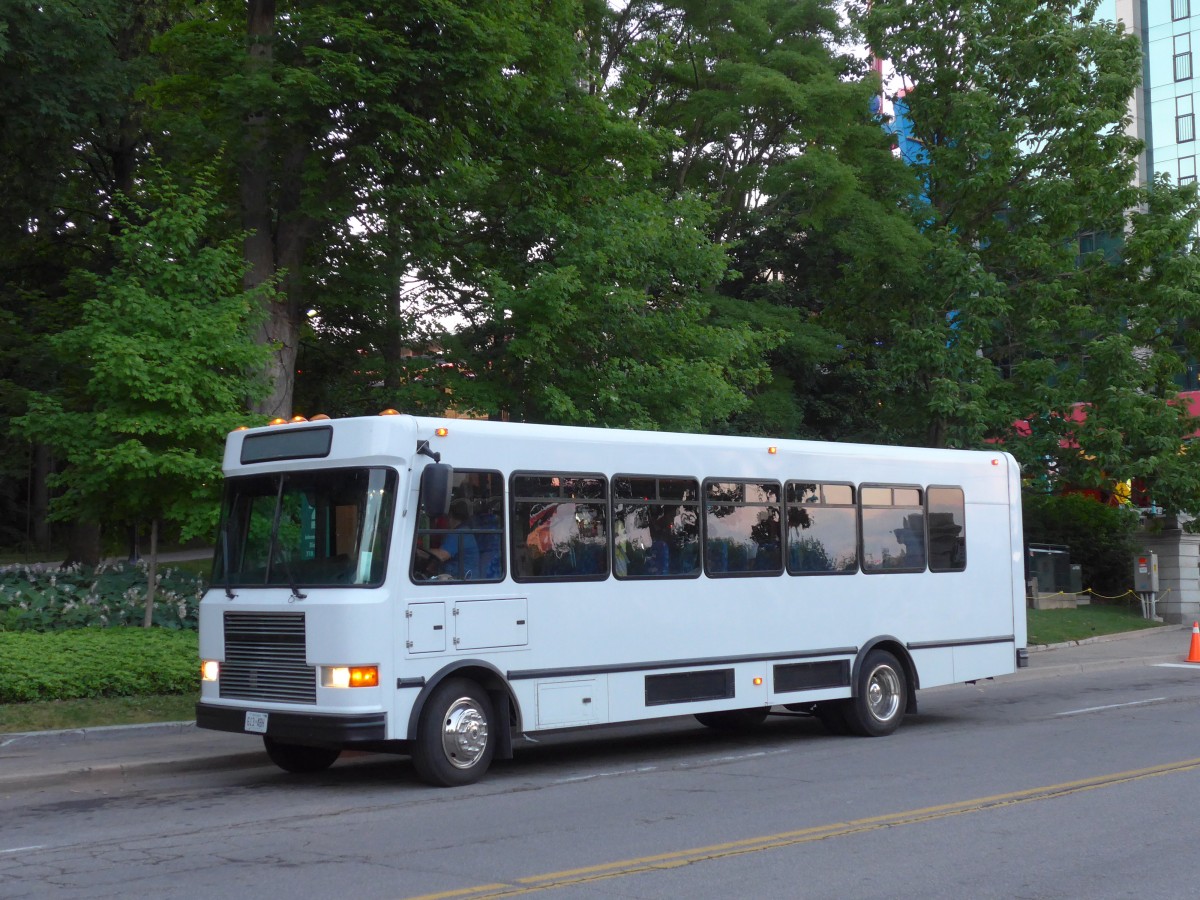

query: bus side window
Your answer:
[860,485,926,573]
[612,476,700,579]
[927,486,966,572]
[785,482,858,575]
[703,480,783,577]
[412,469,506,583]
[511,472,609,582]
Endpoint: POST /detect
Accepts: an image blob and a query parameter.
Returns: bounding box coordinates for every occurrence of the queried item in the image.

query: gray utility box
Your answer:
[1133,552,1159,593]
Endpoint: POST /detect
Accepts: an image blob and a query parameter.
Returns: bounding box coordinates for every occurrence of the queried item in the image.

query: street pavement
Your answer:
[2,624,1196,789]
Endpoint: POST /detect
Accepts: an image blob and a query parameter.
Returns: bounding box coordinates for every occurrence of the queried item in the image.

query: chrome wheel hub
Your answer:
[441,697,489,769]
[866,665,901,722]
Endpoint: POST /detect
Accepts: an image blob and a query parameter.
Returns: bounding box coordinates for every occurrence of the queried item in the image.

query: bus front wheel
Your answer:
[263,736,341,773]
[842,649,907,737]
[412,678,495,787]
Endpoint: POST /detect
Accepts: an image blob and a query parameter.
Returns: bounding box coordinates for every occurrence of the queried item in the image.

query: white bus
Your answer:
[196,413,1027,786]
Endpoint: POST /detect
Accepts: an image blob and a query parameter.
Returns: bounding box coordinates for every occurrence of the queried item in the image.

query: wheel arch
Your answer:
[405,659,521,757]
[852,637,919,714]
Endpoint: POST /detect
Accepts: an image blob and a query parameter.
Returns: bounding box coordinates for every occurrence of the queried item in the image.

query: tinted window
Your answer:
[512,473,609,580]
[927,486,967,572]
[785,482,858,574]
[861,484,926,573]
[704,481,782,576]
[613,476,701,579]
[413,470,505,583]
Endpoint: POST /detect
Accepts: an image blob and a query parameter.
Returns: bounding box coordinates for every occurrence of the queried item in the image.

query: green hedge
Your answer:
[0,628,199,703]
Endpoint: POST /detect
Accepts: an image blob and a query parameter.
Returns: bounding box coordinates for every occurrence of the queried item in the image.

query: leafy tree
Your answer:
[285,1,779,430]
[0,0,188,556]
[588,0,927,440]
[1022,492,1140,598]
[153,0,591,420]
[16,163,269,624]
[858,0,1200,516]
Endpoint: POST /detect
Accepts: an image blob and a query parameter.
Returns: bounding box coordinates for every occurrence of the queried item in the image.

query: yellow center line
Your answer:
[402,756,1200,900]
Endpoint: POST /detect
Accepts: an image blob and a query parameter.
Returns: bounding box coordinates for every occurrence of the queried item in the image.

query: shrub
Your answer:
[0,628,198,703]
[0,561,205,632]
[1022,492,1140,598]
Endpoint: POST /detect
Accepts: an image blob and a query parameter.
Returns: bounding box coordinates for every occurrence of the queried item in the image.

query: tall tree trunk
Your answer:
[143,517,159,628]
[63,521,101,567]
[242,0,306,419]
[29,443,52,550]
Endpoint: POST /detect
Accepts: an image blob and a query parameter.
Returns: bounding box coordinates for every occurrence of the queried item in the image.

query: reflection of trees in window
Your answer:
[704,481,782,575]
[861,485,925,573]
[785,482,858,574]
[216,469,395,587]
[613,476,700,578]
[927,487,966,572]
[511,472,609,580]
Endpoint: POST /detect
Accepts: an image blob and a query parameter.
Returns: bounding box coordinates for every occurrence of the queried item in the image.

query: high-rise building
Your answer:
[1101,0,1197,189]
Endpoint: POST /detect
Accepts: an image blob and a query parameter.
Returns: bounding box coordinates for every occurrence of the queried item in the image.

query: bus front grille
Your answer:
[220,611,316,704]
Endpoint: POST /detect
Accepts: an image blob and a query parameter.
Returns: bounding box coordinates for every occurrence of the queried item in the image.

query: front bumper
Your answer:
[196,702,387,744]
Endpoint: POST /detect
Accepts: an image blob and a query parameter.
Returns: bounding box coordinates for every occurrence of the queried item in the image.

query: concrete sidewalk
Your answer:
[2,624,1197,789]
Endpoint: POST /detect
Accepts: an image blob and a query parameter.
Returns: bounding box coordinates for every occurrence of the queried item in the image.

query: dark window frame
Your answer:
[926,485,967,573]
[784,480,860,576]
[611,474,702,581]
[411,468,506,585]
[1176,34,1193,82]
[1178,95,1196,143]
[702,478,784,578]
[859,483,927,574]
[1175,0,1191,22]
[510,470,610,583]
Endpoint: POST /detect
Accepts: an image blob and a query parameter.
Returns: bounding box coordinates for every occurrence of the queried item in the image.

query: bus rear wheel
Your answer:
[412,678,495,787]
[694,707,770,731]
[263,736,341,773]
[842,649,907,737]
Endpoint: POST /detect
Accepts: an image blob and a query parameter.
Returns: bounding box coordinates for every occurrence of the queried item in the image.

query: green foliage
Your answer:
[854,0,1200,516]
[1022,492,1140,597]
[0,562,204,632]
[14,161,270,541]
[0,627,198,703]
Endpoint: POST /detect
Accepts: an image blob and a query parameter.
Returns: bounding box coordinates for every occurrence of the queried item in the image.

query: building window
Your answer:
[1175,0,1191,22]
[1178,35,1194,82]
[1179,96,1196,143]
[1181,156,1197,187]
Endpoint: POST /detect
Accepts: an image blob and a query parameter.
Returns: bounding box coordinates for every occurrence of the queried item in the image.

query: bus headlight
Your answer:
[201,660,220,682]
[321,665,379,688]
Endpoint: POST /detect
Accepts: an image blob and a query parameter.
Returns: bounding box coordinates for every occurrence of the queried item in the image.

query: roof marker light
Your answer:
[310,413,330,421]
[379,408,400,416]
[268,417,287,426]
[290,415,308,423]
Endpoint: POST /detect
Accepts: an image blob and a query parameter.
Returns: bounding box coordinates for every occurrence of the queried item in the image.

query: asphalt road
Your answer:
[2,626,1198,900]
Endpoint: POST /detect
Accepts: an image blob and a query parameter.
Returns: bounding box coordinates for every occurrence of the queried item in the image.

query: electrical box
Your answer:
[1133,552,1159,593]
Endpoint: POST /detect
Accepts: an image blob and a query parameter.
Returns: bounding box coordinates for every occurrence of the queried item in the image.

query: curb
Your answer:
[0,719,198,749]
[1026,623,1185,653]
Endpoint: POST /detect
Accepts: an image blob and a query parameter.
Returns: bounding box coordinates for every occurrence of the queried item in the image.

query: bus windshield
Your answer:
[214,468,397,588]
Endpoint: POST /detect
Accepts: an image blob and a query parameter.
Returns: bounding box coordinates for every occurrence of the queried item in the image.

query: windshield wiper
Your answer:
[267,475,307,601]
[220,524,236,600]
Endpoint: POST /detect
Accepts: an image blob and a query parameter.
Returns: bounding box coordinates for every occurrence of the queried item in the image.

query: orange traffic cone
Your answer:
[1186,622,1200,665]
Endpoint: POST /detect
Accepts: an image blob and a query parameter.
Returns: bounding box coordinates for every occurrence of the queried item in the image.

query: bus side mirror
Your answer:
[420,463,454,517]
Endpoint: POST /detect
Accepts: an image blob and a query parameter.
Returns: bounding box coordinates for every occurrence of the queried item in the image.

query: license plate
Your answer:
[244,711,269,734]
